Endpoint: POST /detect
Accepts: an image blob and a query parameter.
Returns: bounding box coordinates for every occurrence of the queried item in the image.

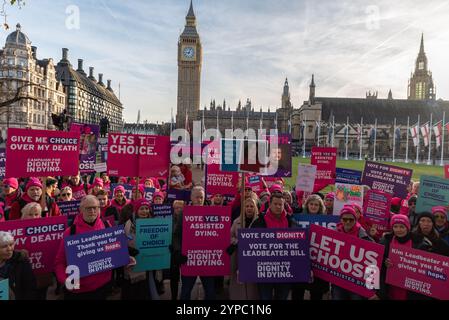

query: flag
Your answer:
[327,122,333,144]
[420,122,430,147]
[185,112,190,134]
[434,121,443,148]
[274,114,278,129]
[369,125,376,144]
[410,123,419,147]
[445,122,449,135]
[288,117,292,134]
[395,126,401,144]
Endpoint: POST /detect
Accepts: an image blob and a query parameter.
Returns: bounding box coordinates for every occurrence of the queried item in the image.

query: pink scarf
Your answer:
[337,222,362,237]
[264,209,288,228]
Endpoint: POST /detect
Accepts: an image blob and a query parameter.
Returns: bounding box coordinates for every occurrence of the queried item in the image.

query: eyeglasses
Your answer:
[84,206,99,211]
[61,193,71,196]
[341,218,355,223]
[434,215,446,220]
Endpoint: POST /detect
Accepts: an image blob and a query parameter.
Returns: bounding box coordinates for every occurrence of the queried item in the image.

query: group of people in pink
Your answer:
[1,161,449,301]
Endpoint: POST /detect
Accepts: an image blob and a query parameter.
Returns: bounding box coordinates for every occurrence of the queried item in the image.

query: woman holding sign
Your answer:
[412,212,449,257]
[292,194,329,301]
[332,205,374,300]
[376,214,432,300]
[0,231,37,300]
[228,198,259,300]
[123,198,158,300]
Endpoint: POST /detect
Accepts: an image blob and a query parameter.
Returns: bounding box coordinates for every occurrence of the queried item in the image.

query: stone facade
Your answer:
[0,24,66,138]
[56,49,123,132]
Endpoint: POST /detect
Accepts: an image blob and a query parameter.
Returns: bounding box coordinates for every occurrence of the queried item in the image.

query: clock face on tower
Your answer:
[182,46,196,60]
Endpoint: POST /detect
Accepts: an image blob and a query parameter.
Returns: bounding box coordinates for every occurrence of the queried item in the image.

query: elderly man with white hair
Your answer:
[0,231,37,300]
[54,195,134,300]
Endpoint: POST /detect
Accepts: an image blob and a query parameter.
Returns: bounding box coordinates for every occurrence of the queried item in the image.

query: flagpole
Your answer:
[303,115,306,158]
[331,116,335,148]
[392,118,396,163]
[441,111,445,166]
[317,121,321,147]
[170,108,174,134]
[416,114,420,164]
[345,116,349,160]
[373,118,377,161]
[405,116,409,163]
[359,117,363,160]
[427,113,432,165]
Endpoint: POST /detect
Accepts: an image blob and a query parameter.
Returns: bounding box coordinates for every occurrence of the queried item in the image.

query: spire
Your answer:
[309,74,316,105]
[284,77,288,87]
[185,0,196,27]
[419,33,424,55]
[388,89,393,100]
[187,0,195,19]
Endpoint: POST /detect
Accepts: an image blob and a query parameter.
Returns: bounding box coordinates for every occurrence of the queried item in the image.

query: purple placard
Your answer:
[152,204,173,217]
[64,225,129,278]
[238,228,310,283]
[261,134,292,177]
[167,189,191,202]
[361,161,412,199]
[58,200,81,224]
[0,148,5,179]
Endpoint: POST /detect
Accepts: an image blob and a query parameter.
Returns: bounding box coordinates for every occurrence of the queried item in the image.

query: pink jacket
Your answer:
[54,214,112,293]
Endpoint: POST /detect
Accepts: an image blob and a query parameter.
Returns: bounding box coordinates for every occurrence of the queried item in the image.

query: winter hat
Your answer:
[259,190,271,199]
[350,202,363,215]
[114,185,126,196]
[26,177,43,191]
[325,192,335,200]
[391,197,402,207]
[390,214,411,231]
[153,191,165,201]
[339,205,357,220]
[431,206,447,216]
[118,176,128,184]
[132,184,145,196]
[3,178,19,190]
[92,177,104,188]
[270,184,283,194]
[134,198,151,213]
[417,212,436,226]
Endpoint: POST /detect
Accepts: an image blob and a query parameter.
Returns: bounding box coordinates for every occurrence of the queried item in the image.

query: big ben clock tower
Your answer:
[176,0,202,131]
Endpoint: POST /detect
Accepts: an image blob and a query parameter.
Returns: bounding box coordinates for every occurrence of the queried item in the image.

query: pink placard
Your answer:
[206,164,239,197]
[445,165,449,179]
[181,206,231,276]
[309,224,385,298]
[311,147,337,192]
[107,134,170,178]
[6,128,80,177]
[0,216,68,274]
[386,244,449,300]
[363,190,392,235]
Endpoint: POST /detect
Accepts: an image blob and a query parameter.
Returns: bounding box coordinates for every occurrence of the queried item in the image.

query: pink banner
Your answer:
[181,206,231,276]
[309,224,385,298]
[107,134,170,178]
[0,216,68,274]
[311,147,337,192]
[6,128,80,177]
[363,190,392,235]
[386,244,449,300]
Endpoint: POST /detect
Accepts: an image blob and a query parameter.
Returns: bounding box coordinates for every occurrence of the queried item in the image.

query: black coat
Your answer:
[378,233,432,300]
[1,251,37,300]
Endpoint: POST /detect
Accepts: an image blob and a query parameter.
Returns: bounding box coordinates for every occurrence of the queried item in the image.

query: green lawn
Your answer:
[284,157,444,190]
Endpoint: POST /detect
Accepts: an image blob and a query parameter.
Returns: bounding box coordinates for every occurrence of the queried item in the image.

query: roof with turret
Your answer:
[5,24,31,47]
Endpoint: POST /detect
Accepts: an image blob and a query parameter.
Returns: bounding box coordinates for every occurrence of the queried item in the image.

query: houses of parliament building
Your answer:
[176,1,449,160]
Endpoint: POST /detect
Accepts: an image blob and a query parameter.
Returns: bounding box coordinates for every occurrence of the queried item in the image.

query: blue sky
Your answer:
[3,0,449,123]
